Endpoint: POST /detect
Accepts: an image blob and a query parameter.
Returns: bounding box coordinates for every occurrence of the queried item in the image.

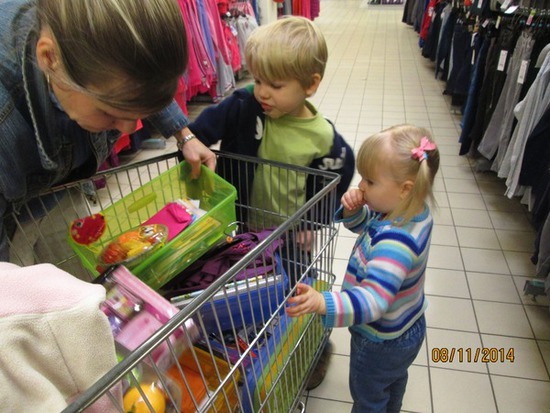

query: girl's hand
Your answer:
[341,188,365,214]
[286,283,326,317]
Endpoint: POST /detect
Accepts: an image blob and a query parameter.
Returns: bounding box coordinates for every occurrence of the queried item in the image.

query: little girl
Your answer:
[287,124,440,412]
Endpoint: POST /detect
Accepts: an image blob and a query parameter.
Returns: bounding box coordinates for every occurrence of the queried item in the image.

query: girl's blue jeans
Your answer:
[349,315,426,413]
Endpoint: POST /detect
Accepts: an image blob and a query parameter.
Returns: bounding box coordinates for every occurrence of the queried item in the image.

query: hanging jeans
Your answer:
[459,29,491,154]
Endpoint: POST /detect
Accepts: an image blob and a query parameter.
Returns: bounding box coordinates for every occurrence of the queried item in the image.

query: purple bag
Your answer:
[161,228,282,298]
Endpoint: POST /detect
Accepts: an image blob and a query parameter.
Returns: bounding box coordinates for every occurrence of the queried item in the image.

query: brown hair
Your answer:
[38,0,188,113]
[357,124,440,224]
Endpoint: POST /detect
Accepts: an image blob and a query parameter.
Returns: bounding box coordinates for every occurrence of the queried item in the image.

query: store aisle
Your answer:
[132,1,550,411]
[300,1,550,412]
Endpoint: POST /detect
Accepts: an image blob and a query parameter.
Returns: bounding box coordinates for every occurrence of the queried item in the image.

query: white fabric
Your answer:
[0,262,119,412]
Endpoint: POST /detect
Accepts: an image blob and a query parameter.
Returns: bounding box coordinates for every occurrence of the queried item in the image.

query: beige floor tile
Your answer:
[402,365,432,413]
[328,327,351,357]
[482,193,527,212]
[305,397,353,412]
[474,301,533,338]
[451,208,493,228]
[489,210,534,231]
[441,164,476,180]
[524,305,550,341]
[430,369,497,413]
[456,227,500,249]
[444,177,482,194]
[427,245,464,270]
[482,335,549,381]
[491,375,550,413]
[505,252,538,277]
[467,272,522,303]
[425,296,477,332]
[496,229,537,253]
[425,268,470,299]
[308,354,352,402]
[431,224,459,247]
[460,247,510,274]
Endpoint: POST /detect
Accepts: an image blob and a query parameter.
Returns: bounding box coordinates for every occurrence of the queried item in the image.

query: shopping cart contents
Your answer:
[167,346,241,413]
[98,224,168,268]
[143,199,203,241]
[123,382,166,413]
[46,152,341,413]
[97,265,199,371]
[68,161,237,289]
[161,228,283,296]
[118,348,183,413]
[69,212,106,245]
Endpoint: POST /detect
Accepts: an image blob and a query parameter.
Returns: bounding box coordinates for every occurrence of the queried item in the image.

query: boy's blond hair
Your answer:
[357,124,440,224]
[244,16,328,88]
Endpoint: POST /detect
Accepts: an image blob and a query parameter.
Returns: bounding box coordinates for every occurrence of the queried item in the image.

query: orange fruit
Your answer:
[123,382,166,413]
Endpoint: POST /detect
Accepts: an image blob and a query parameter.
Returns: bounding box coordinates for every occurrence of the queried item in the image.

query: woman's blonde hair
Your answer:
[357,124,440,224]
[244,16,327,89]
[37,0,188,113]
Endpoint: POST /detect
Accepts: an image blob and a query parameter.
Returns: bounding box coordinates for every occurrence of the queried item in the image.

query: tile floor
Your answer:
[128,1,550,411]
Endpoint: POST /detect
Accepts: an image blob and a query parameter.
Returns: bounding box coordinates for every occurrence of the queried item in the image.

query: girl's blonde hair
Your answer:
[244,16,328,89]
[357,124,440,224]
[38,0,188,113]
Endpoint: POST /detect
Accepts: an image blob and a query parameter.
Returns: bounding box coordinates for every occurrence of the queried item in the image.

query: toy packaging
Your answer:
[95,265,199,371]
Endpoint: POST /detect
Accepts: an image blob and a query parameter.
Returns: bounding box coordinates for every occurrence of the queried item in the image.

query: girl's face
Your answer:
[357,165,407,215]
[50,79,150,134]
[252,75,319,119]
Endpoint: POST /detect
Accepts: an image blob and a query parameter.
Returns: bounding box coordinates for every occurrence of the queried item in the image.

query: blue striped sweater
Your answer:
[323,205,433,341]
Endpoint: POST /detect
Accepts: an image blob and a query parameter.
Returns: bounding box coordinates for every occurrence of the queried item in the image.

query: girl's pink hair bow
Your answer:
[411,137,436,161]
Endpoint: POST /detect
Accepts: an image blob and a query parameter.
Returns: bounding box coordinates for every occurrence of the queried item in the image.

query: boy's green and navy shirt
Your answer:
[323,205,433,342]
[188,85,355,218]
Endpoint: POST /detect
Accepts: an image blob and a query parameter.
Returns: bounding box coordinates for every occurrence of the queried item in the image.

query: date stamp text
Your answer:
[431,347,515,363]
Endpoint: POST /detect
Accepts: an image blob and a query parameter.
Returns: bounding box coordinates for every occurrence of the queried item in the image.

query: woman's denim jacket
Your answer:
[0,0,189,260]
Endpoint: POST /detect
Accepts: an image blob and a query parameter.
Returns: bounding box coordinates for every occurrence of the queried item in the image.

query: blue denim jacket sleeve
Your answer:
[145,100,190,138]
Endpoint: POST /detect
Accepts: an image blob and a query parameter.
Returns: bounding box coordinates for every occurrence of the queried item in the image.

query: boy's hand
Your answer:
[286,283,326,317]
[296,230,314,252]
[341,188,365,214]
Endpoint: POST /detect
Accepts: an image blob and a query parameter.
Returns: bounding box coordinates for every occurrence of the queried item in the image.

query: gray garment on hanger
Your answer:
[477,31,535,168]
[502,52,550,198]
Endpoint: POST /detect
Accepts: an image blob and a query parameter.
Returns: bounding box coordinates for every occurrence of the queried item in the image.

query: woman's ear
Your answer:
[305,73,322,97]
[400,180,415,200]
[36,31,59,74]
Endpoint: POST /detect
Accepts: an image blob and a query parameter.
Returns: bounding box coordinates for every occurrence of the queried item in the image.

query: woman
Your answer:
[0,0,215,262]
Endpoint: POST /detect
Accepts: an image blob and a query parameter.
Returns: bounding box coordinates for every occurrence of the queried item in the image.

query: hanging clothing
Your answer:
[503,52,550,199]
[477,30,535,170]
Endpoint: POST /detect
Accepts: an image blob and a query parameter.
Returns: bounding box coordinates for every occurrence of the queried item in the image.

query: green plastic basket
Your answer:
[69,161,237,290]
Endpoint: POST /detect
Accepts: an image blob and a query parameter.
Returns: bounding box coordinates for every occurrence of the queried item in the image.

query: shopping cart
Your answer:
[7,151,340,413]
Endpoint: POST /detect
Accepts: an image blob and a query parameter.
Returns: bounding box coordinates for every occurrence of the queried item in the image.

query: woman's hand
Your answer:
[286,283,326,317]
[175,128,216,179]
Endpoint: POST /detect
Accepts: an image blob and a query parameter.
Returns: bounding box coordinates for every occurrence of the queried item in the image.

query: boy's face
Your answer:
[252,76,319,119]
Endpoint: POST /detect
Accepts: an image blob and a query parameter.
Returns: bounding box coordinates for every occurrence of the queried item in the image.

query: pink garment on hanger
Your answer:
[224,22,241,71]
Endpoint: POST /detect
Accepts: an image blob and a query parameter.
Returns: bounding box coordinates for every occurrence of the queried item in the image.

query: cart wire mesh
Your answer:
[6,151,340,413]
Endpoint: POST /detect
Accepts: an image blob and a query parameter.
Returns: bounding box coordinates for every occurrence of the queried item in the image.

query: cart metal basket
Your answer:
[6,151,340,413]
